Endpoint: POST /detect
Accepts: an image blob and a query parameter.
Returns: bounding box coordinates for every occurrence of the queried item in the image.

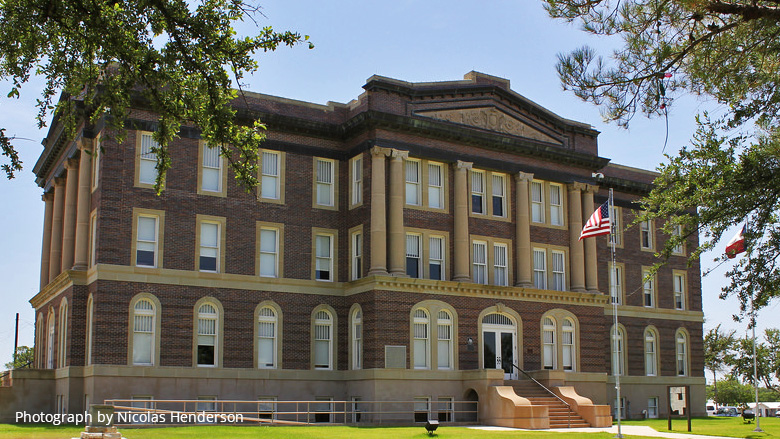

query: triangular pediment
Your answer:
[416,107,561,145]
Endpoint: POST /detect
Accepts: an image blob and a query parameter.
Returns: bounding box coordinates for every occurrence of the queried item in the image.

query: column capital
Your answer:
[582,183,599,194]
[370,146,391,157]
[65,158,80,170]
[455,160,472,171]
[389,149,409,160]
[516,171,534,182]
[54,176,67,186]
[568,181,588,192]
[42,192,54,202]
[78,137,94,151]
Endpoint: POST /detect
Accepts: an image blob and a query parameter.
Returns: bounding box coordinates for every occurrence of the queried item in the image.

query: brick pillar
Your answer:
[582,184,599,293]
[515,172,534,287]
[73,141,93,270]
[368,146,390,275]
[40,193,54,289]
[49,177,66,282]
[388,149,408,276]
[453,160,472,282]
[61,158,79,271]
[568,182,586,292]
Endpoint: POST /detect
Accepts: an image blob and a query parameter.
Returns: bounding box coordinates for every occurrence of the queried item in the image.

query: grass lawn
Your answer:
[621,415,780,438]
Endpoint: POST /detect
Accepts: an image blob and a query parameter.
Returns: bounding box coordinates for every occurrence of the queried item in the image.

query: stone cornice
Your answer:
[604,304,704,322]
[29,270,87,309]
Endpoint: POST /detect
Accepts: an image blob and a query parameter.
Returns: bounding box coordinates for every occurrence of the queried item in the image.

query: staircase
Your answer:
[507,380,591,428]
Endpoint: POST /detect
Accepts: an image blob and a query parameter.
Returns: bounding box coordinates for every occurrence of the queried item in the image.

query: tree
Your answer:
[544,0,780,315]
[725,329,780,391]
[4,346,34,370]
[0,0,312,192]
[704,325,736,405]
[713,376,754,407]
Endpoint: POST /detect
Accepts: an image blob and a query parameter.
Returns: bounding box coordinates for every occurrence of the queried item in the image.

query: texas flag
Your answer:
[725,225,746,259]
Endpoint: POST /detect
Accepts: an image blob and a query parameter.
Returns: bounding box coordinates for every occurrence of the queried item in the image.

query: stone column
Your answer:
[368,146,390,276]
[73,141,94,270]
[453,161,472,282]
[388,149,408,276]
[568,182,586,292]
[49,177,66,282]
[515,172,534,287]
[582,185,599,293]
[40,193,54,289]
[61,158,79,271]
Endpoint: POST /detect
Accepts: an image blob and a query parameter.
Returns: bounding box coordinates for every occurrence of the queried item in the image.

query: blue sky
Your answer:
[0,0,769,368]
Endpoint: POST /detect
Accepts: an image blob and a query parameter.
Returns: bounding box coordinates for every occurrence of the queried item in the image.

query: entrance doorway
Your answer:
[482,313,518,379]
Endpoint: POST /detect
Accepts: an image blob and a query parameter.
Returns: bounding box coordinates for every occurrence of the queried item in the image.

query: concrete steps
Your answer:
[507,380,590,428]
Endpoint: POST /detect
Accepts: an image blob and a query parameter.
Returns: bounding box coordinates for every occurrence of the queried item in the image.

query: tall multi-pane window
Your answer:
[471,171,485,214]
[46,313,54,369]
[612,327,625,376]
[472,241,487,284]
[647,397,659,418]
[428,163,443,209]
[406,234,422,278]
[610,264,623,304]
[197,303,218,367]
[313,310,333,369]
[58,302,68,368]
[562,318,575,371]
[259,228,279,278]
[201,143,222,193]
[493,244,508,286]
[429,236,444,280]
[533,248,547,289]
[405,160,421,205]
[672,225,685,254]
[551,251,566,291]
[492,174,505,217]
[550,184,563,226]
[609,206,622,246]
[261,151,281,200]
[315,234,333,281]
[645,329,657,376]
[133,299,155,365]
[136,216,158,267]
[139,134,158,185]
[351,231,362,280]
[676,331,688,376]
[89,212,97,267]
[640,220,653,250]
[437,310,452,370]
[257,307,276,369]
[352,308,362,370]
[643,270,655,307]
[413,309,430,369]
[315,158,334,207]
[531,181,544,223]
[542,317,556,370]
[351,156,363,205]
[91,139,101,190]
[199,222,220,272]
[674,274,686,310]
[85,296,93,365]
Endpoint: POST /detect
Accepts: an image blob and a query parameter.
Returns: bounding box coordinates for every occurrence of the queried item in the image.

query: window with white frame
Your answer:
[139,134,158,185]
[438,397,454,422]
[676,331,688,376]
[405,160,421,206]
[674,273,686,310]
[58,302,68,368]
[533,248,547,289]
[201,143,222,193]
[643,270,655,307]
[196,396,217,414]
[46,313,55,369]
[672,225,685,254]
[472,241,488,284]
[261,150,281,200]
[549,183,564,226]
[551,250,566,291]
[413,309,430,369]
[89,212,97,267]
[351,231,362,280]
[562,318,575,371]
[610,264,623,305]
[136,215,158,267]
[645,328,657,376]
[414,397,430,423]
[133,299,155,365]
[199,222,220,272]
[257,307,277,369]
[609,206,622,246]
[612,326,625,376]
[647,397,659,418]
[314,310,333,369]
[259,228,279,278]
[351,155,362,205]
[197,303,218,367]
[543,316,557,370]
[352,308,362,370]
[437,310,452,370]
[531,181,544,223]
[406,234,422,278]
[429,236,444,280]
[491,174,506,217]
[315,158,334,207]
[493,244,508,286]
[471,170,485,214]
[428,163,443,209]
[258,397,277,420]
[85,296,93,365]
[314,397,333,423]
[640,219,653,250]
[315,234,333,281]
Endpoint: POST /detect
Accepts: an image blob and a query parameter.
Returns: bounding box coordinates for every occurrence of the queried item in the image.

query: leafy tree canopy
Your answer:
[0,0,312,192]
[727,328,780,390]
[4,346,33,370]
[545,0,780,315]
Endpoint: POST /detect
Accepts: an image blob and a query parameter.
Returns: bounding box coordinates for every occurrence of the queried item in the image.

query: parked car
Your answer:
[716,407,738,417]
[706,403,717,416]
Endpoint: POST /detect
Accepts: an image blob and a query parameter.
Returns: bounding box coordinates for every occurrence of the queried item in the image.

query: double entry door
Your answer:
[483,321,518,380]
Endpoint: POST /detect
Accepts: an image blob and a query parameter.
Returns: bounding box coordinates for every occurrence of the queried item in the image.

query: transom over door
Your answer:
[482,313,518,380]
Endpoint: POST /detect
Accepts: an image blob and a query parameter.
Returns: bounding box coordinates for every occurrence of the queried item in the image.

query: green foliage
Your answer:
[544,0,780,315]
[0,0,312,192]
[3,346,33,370]
[727,329,780,390]
[713,376,754,406]
[704,325,736,404]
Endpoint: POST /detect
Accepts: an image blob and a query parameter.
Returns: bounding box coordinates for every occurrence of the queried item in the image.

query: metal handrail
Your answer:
[510,363,571,428]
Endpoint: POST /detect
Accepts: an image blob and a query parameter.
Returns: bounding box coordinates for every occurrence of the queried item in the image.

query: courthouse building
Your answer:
[16,71,705,426]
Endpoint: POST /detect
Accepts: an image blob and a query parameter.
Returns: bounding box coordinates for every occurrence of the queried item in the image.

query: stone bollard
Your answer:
[73,405,124,439]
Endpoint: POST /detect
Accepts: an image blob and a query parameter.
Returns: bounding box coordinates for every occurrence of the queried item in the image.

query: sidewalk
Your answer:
[470,425,738,438]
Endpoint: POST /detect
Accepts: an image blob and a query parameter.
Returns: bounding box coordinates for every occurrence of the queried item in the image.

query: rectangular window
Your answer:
[640,220,653,250]
[429,236,444,280]
[196,396,217,414]
[551,250,566,291]
[493,244,508,286]
[136,216,158,267]
[533,248,547,289]
[197,308,217,367]
[314,397,333,423]
[259,228,279,277]
[414,397,430,423]
[428,163,443,209]
[89,212,97,267]
[91,139,100,190]
[472,241,487,284]
[139,134,158,185]
[314,315,332,369]
[315,158,334,207]
[351,156,362,206]
[261,151,281,200]
[406,234,422,278]
[491,174,505,217]
[315,234,333,281]
[643,270,655,307]
[201,143,222,193]
[609,206,622,246]
[199,222,220,272]
[258,397,277,420]
[471,171,485,214]
[672,225,684,254]
[438,397,454,422]
[647,397,659,418]
[405,160,421,205]
[352,231,362,280]
[674,274,686,310]
[531,181,544,223]
[549,184,563,226]
[437,312,452,370]
[610,265,623,304]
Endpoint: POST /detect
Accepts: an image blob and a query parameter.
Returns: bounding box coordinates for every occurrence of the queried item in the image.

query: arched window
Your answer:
[46,310,55,369]
[314,309,333,369]
[437,310,453,370]
[542,317,556,370]
[257,307,277,369]
[352,308,363,370]
[133,299,155,365]
[58,300,68,368]
[562,318,575,371]
[611,326,626,376]
[85,296,94,366]
[644,328,658,376]
[197,303,218,367]
[35,314,44,368]
[676,330,688,376]
[413,309,430,369]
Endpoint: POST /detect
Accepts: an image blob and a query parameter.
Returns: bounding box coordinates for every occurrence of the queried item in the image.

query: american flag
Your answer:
[579,201,611,240]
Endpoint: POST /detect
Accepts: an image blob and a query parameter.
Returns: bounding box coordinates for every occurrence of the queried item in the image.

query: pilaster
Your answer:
[49,177,66,282]
[388,149,409,276]
[74,140,94,270]
[40,192,54,289]
[453,160,472,282]
[515,172,534,287]
[368,146,390,276]
[568,182,586,292]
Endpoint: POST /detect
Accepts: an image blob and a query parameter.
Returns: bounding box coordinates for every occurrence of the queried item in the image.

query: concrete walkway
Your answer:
[469,425,739,438]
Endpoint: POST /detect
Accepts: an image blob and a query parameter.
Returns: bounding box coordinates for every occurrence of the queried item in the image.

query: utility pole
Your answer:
[13,313,19,367]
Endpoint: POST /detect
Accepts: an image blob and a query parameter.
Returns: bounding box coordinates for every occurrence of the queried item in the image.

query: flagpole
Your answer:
[610,188,623,439]
[752,294,762,432]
